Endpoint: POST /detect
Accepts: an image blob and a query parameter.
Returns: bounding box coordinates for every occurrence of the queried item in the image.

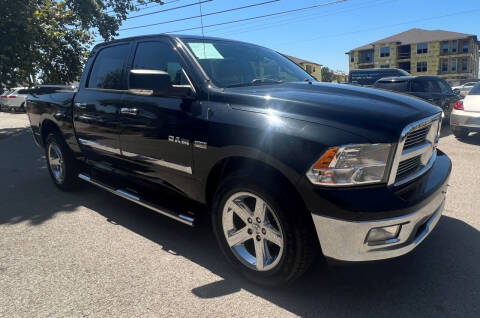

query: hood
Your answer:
[219,82,442,142]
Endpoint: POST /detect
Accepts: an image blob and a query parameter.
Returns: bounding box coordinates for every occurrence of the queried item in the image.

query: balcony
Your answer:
[397,44,411,60]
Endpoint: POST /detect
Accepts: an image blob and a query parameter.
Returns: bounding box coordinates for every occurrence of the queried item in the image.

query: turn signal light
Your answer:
[454,100,464,110]
[312,148,339,170]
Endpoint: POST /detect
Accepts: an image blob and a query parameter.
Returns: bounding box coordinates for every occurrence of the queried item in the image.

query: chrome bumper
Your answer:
[450,109,480,130]
[311,189,446,262]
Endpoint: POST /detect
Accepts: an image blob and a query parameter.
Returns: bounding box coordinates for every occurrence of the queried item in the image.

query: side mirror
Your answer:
[128,69,194,98]
[453,88,461,95]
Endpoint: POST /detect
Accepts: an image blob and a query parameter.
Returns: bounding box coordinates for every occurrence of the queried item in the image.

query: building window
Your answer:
[451,59,457,72]
[350,53,354,62]
[417,61,428,72]
[441,42,449,54]
[461,58,468,72]
[451,41,458,53]
[417,42,428,54]
[312,66,316,73]
[441,60,448,72]
[380,47,390,57]
[380,64,390,68]
[462,40,469,53]
[305,65,312,74]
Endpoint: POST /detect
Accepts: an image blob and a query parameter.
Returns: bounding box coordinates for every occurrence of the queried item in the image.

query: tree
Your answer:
[0,0,163,87]
[321,66,335,82]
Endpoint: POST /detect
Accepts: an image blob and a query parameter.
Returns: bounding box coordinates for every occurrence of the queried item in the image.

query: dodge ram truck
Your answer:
[26,34,451,286]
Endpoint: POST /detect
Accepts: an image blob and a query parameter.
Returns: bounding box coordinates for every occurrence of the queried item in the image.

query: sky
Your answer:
[108,0,480,72]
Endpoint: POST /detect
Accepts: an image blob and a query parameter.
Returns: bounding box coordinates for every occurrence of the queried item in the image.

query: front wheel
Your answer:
[212,174,317,286]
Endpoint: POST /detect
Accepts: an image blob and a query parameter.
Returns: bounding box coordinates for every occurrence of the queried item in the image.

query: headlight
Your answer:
[306,143,392,186]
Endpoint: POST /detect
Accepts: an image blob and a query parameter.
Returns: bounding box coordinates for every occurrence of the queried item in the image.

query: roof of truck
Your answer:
[94,34,255,49]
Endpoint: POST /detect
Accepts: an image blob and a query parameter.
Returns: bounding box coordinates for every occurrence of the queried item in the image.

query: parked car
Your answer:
[452,81,478,97]
[1,87,28,112]
[373,76,460,119]
[450,82,480,138]
[0,89,11,110]
[348,68,410,86]
[26,34,450,286]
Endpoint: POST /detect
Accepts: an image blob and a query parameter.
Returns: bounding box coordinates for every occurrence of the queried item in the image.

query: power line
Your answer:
[120,0,280,31]
[126,0,213,20]
[208,0,390,37]
[277,7,480,45]
[161,0,349,34]
[106,0,183,14]
[94,0,348,43]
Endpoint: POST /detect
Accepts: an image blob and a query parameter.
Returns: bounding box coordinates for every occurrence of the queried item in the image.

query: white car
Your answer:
[452,82,478,96]
[450,82,480,138]
[1,87,28,112]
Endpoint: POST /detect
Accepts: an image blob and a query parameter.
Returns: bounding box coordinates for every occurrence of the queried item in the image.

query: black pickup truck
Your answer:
[26,34,451,286]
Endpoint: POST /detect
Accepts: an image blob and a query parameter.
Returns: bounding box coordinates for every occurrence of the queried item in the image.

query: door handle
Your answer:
[120,107,139,115]
[74,102,87,109]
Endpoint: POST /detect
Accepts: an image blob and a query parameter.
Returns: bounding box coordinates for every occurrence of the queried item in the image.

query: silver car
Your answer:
[1,87,28,112]
[450,82,480,138]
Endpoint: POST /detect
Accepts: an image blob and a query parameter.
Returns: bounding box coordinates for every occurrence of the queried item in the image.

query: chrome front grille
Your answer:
[403,125,430,149]
[388,114,442,186]
[396,155,421,179]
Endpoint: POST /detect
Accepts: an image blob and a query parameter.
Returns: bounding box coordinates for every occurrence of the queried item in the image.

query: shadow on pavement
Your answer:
[456,132,480,146]
[1,126,479,317]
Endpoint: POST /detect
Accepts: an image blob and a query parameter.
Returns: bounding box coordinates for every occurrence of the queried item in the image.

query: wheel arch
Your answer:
[40,119,62,147]
[205,156,308,217]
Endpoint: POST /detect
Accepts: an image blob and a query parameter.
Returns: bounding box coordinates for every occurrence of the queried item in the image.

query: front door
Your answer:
[118,39,195,189]
[73,43,131,168]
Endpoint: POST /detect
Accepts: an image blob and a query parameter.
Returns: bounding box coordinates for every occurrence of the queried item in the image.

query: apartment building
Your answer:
[284,55,322,81]
[347,28,479,80]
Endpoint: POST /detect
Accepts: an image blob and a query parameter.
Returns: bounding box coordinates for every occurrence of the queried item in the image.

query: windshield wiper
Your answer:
[226,78,283,88]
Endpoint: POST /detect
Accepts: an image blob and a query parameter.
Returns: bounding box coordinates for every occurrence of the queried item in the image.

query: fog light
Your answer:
[366,225,401,243]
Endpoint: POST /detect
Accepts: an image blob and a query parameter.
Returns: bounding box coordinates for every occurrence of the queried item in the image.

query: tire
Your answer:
[19,103,25,112]
[451,126,469,139]
[45,132,80,191]
[211,172,317,286]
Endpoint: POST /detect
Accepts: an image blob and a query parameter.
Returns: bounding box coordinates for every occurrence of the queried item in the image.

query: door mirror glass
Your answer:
[129,69,194,98]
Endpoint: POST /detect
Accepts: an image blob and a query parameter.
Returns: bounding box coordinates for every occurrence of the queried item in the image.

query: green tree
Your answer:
[321,66,335,82]
[0,0,163,87]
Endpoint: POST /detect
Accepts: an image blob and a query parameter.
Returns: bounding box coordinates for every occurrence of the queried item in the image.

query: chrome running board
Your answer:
[78,173,195,226]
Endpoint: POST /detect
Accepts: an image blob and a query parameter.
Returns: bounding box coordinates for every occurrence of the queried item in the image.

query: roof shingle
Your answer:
[349,28,477,52]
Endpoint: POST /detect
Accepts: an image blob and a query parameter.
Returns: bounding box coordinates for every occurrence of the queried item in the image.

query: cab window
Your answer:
[88,44,130,90]
[132,41,188,85]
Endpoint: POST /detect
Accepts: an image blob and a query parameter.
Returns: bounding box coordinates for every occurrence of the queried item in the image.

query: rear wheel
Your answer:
[451,126,469,139]
[45,132,80,191]
[212,173,317,286]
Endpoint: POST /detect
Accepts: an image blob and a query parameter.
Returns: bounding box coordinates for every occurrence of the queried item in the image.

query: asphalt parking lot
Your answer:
[0,112,479,317]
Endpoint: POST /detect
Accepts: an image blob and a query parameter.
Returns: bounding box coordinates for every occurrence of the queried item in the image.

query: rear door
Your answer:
[409,78,443,106]
[73,43,132,168]
[436,78,459,117]
[117,39,195,185]
[464,83,480,112]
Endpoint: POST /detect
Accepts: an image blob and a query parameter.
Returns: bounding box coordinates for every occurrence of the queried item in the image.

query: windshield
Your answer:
[182,39,315,88]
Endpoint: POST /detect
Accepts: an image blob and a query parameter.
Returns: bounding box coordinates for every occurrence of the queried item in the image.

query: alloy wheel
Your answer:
[47,142,65,184]
[222,192,284,271]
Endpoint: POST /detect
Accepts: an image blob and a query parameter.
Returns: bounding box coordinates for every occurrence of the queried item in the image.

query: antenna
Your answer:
[198,0,212,117]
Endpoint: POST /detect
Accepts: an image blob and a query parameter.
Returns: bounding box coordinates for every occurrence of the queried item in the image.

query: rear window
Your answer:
[374,81,409,92]
[469,82,480,95]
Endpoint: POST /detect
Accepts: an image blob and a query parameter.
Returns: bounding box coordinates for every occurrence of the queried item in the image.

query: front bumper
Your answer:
[450,109,480,131]
[311,189,445,261]
[305,151,451,262]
